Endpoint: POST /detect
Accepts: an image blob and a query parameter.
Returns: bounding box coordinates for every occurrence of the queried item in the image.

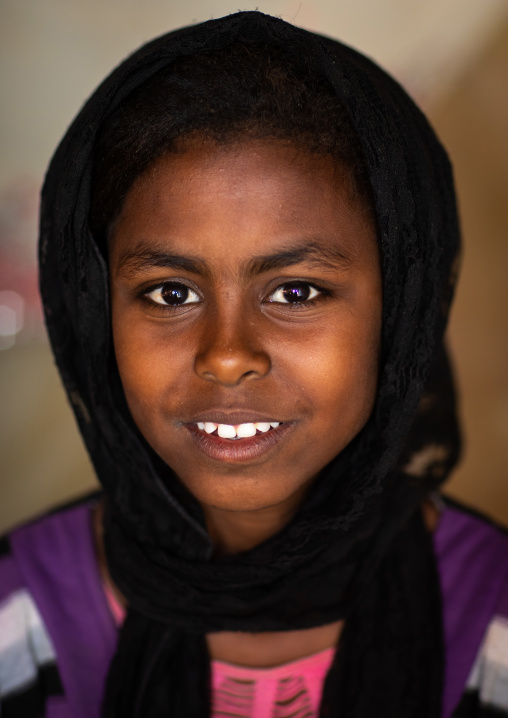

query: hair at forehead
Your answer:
[90,41,374,249]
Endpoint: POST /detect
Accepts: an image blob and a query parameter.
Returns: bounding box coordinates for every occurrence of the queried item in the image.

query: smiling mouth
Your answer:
[196,421,280,440]
[186,419,292,463]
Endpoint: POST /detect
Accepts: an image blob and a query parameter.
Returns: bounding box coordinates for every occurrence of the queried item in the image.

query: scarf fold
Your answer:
[39,11,461,716]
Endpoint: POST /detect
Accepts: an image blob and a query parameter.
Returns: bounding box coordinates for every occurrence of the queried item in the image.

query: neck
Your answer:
[202,488,309,555]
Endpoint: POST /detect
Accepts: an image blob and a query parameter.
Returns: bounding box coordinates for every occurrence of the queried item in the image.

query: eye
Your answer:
[145,282,200,306]
[269,281,321,304]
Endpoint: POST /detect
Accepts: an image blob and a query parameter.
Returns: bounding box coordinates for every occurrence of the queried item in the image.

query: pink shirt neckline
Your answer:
[212,645,335,678]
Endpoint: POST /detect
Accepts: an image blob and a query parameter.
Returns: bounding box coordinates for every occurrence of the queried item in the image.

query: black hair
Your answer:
[90,41,373,242]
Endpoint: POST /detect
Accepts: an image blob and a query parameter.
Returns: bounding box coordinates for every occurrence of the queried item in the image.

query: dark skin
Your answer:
[97,137,438,666]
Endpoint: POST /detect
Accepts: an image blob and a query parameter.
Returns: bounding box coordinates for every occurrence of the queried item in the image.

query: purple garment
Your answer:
[10,501,117,718]
[433,506,508,717]
[4,499,508,718]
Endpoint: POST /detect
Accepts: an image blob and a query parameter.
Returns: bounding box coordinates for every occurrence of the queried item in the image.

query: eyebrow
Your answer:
[116,239,353,278]
[117,247,208,278]
[247,242,353,274]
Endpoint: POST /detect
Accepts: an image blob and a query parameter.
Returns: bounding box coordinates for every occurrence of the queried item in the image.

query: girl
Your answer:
[1,10,508,718]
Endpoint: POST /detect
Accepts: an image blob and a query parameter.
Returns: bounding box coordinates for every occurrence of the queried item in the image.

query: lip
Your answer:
[185,420,294,463]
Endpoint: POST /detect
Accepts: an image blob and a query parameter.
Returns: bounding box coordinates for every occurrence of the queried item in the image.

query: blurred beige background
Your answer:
[1,0,507,532]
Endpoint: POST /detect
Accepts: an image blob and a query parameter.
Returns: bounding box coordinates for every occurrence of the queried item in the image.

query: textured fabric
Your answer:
[452,573,508,716]
[0,591,60,706]
[102,592,335,717]
[101,589,335,718]
[211,649,335,718]
[6,498,117,718]
[437,501,508,717]
[2,498,508,717]
[0,536,65,717]
[39,10,462,718]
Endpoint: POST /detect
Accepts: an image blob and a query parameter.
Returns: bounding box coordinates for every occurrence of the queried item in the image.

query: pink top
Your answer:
[104,584,335,717]
[211,648,335,717]
[103,582,126,626]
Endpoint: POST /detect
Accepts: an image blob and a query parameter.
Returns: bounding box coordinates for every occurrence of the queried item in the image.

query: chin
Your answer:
[186,471,311,515]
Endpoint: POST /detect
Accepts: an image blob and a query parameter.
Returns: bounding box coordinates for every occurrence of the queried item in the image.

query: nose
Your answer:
[194,314,271,386]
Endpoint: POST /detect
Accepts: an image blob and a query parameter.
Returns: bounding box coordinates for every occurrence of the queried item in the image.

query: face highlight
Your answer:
[109,139,382,521]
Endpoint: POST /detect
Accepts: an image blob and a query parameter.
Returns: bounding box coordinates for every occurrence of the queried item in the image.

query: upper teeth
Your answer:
[197,421,280,438]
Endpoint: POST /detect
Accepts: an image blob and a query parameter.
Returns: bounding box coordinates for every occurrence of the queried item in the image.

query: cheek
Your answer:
[111,309,186,422]
[286,304,381,444]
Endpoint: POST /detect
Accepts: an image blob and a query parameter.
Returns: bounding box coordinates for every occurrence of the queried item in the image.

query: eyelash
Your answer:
[140,280,330,311]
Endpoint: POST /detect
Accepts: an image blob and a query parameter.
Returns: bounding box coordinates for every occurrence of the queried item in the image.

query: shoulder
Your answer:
[0,524,64,714]
[457,577,508,716]
[435,497,508,717]
[0,492,103,716]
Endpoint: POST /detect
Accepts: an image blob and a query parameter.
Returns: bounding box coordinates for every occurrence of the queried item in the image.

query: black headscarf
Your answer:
[39,11,461,717]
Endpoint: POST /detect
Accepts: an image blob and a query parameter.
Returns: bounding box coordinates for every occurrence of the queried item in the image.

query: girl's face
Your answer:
[109,139,382,518]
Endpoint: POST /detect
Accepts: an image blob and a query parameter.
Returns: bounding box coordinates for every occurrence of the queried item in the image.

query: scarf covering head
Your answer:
[39,11,461,717]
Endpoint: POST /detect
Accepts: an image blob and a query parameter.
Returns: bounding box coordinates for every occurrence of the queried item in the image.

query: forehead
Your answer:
[109,138,377,272]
